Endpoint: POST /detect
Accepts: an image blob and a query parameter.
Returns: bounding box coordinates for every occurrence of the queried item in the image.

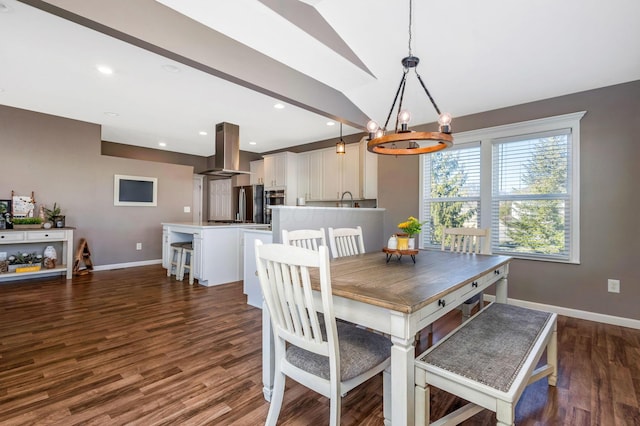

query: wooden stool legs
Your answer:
[168,244,183,278]
[178,245,194,285]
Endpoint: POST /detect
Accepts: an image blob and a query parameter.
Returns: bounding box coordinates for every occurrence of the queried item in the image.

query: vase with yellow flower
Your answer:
[397,216,425,250]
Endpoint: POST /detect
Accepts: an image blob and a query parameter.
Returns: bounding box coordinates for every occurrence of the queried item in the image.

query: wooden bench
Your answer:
[414,303,557,425]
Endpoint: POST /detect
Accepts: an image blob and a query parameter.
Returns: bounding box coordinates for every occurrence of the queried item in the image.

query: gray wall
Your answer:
[378,80,640,321]
[3,79,639,322]
[0,105,194,266]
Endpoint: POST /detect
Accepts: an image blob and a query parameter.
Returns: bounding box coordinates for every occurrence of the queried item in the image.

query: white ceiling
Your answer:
[1,0,639,157]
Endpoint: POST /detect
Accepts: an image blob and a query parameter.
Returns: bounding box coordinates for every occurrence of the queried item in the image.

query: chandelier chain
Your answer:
[408,0,413,56]
[415,69,442,115]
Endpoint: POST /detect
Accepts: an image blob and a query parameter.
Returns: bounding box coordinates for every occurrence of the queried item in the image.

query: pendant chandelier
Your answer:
[366,0,453,155]
[336,122,346,154]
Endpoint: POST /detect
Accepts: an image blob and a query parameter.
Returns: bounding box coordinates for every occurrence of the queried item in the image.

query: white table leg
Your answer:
[262,302,275,401]
[495,275,508,303]
[390,334,415,426]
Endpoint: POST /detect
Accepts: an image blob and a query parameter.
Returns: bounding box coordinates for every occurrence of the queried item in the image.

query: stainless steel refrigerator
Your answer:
[234,184,264,223]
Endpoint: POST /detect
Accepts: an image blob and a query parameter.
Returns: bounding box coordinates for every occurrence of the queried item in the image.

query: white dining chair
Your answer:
[441,227,491,320]
[282,228,326,251]
[327,226,365,259]
[255,241,391,426]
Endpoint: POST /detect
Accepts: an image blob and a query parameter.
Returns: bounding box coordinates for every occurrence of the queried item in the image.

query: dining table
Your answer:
[261,249,512,426]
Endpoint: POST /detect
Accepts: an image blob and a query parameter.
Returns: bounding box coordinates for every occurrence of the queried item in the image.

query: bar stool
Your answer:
[178,242,195,285]
[167,242,183,278]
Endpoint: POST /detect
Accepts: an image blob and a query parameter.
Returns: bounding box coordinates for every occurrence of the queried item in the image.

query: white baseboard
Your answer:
[92,259,162,271]
[484,294,640,330]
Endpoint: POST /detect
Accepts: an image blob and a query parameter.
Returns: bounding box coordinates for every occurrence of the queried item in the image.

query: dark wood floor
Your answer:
[1,266,639,425]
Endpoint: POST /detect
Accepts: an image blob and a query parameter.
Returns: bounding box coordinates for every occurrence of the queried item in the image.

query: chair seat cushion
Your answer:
[286,321,391,381]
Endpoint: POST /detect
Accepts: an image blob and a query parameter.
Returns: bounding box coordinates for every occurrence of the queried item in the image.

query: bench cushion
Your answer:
[418,303,552,392]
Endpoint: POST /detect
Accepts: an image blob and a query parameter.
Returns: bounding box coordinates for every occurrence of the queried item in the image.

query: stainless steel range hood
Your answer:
[199,122,251,178]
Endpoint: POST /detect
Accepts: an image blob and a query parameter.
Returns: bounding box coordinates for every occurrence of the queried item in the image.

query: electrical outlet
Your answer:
[607,279,620,293]
[136,242,142,250]
[184,206,191,213]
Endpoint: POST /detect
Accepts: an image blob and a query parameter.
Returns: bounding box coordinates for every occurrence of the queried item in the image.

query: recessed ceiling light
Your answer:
[96,65,114,75]
[104,112,119,117]
[249,141,257,145]
[158,142,167,147]
[326,121,335,126]
[162,64,180,73]
[199,131,208,136]
[274,103,285,109]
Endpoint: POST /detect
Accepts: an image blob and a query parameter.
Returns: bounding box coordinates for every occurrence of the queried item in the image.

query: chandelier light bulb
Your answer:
[367,120,380,139]
[438,112,453,133]
[438,112,452,125]
[398,110,411,132]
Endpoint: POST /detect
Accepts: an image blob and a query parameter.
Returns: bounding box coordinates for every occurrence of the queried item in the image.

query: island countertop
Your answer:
[161,221,271,230]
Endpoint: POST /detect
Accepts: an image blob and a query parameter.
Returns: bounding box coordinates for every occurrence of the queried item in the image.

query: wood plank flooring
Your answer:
[1,265,639,425]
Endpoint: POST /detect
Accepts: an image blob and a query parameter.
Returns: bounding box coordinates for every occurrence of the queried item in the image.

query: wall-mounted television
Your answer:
[114,175,157,207]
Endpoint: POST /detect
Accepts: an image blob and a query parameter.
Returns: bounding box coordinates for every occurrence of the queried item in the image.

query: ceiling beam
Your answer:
[18,0,370,130]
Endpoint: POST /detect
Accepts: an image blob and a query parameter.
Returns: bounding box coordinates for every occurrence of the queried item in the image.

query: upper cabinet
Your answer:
[322,144,359,200]
[250,159,264,185]
[263,152,298,204]
[293,141,378,202]
[297,151,323,201]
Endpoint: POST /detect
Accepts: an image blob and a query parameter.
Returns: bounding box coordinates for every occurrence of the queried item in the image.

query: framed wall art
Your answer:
[12,194,35,218]
[114,174,158,207]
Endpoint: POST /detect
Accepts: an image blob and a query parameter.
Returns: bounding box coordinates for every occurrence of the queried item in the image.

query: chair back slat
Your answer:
[256,242,335,356]
[441,228,491,254]
[328,226,365,259]
[282,228,327,252]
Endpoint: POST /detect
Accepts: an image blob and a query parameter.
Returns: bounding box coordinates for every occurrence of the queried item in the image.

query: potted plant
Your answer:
[397,216,425,249]
[12,217,43,229]
[43,203,63,228]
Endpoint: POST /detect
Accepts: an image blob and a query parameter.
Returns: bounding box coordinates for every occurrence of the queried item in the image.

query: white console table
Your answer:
[0,228,74,281]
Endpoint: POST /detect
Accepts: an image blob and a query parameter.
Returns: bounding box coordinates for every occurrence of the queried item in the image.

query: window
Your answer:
[420,112,584,263]
[421,144,481,247]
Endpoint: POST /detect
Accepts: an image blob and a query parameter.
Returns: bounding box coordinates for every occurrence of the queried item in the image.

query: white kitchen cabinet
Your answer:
[0,228,74,281]
[250,159,264,185]
[208,178,232,220]
[322,144,359,200]
[342,143,360,197]
[297,150,323,201]
[359,136,378,199]
[263,152,298,205]
[322,148,341,200]
[243,229,273,307]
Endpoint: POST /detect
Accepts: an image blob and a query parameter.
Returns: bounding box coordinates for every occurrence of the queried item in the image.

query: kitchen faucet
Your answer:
[340,191,354,208]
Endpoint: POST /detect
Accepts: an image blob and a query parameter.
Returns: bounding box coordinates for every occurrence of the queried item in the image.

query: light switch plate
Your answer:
[607,279,620,293]
[184,206,191,213]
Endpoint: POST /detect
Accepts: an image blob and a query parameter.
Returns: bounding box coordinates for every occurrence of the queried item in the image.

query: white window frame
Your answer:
[420,111,585,263]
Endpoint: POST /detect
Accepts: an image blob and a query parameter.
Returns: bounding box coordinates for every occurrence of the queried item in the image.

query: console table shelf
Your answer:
[0,228,74,281]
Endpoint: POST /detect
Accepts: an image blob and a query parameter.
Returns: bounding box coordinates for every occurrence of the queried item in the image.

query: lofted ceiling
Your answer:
[1,0,639,157]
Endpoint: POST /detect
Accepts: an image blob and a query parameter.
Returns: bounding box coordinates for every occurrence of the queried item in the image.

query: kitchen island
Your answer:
[162,222,270,287]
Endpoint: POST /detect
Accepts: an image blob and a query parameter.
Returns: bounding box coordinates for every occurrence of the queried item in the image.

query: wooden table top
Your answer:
[313,250,511,314]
